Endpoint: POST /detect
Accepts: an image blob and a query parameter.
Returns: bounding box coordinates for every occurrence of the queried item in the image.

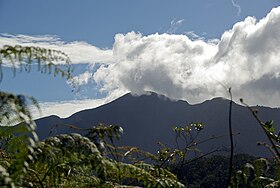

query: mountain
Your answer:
[35,92,280,157]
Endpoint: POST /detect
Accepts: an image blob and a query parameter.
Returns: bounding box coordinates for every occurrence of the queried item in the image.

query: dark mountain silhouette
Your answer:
[35,92,280,157]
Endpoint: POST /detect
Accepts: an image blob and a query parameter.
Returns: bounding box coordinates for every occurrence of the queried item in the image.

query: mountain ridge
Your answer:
[35,92,280,157]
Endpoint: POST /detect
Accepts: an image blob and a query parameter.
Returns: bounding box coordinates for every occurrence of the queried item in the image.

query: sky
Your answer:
[1,0,280,118]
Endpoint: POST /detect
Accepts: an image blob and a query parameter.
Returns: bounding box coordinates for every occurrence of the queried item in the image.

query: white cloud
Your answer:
[94,32,218,103]
[167,19,185,34]
[2,6,280,119]
[94,6,280,107]
[29,88,129,119]
[30,98,109,119]
[184,31,205,40]
[69,71,93,86]
[0,34,113,65]
[230,0,241,16]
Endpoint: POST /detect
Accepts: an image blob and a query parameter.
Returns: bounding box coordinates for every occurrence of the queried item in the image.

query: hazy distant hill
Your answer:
[35,92,280,157]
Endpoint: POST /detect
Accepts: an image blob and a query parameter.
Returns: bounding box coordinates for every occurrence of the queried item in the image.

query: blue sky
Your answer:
[1,0,278,46]
[1,0,280,118]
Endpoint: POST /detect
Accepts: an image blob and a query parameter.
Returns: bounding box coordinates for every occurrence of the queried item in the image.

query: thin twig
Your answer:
[183,148,226,165]
[227,88,234,188]
[240,99,280,162]
[27,168,44,188]
[258,142,279,162]
[187,132,240,148]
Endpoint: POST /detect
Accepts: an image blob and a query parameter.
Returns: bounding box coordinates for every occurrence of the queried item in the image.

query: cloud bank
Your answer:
[0,34,113,65]
[2,6,280,117]
[30,98,108,119]
[93,6,280,107]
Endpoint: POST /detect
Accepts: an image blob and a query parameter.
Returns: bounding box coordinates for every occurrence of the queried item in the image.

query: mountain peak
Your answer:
[119,91,189,104]
[35,91,280,157]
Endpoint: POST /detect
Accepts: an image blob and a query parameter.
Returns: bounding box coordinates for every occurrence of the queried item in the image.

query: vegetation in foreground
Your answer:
[1,45,280,187]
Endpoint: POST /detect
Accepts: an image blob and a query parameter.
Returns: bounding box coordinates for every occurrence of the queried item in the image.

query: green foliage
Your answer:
[0,45,72,80]
[240,99,280,162]
[255,120,280,161]
[0,45,73,187]
[101,122,207,173]
[0,44,184,187]
[235,100,280,187]
[151,123,205,168]
[0,92,38,127]
[171,154,256,188]
[0,120,185,187]
[233,158,278,187]
[0,44,72,130]
[0,129,184,187]
[3,44,280,187]
[0,44,73,133]
[85,123,123,157]
[25,133,105,187]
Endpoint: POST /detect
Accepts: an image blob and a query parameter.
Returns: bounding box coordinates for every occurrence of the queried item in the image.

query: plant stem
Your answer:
[227,88,234,187]
[240,100,280,162]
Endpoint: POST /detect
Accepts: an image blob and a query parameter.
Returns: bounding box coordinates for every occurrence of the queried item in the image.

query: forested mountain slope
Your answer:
[35,92,280,157]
